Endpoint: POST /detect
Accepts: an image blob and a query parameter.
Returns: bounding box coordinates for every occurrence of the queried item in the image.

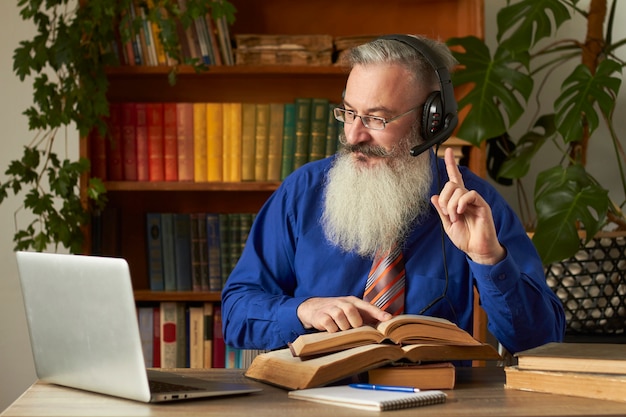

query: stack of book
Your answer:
[245,314,501,389]
[504,342,626,402]
[234,34,333,66]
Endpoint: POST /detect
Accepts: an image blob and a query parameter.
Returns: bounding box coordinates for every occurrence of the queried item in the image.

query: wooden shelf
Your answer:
[104,181,281,192]
[134,290,222,302]
[84,0,485,306]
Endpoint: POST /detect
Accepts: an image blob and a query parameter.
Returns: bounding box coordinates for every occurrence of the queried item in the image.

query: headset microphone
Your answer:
[375,34,458,158]
[410,112,458,157]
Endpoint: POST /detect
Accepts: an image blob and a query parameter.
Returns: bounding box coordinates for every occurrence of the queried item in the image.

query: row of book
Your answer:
[118,0,234,67]
[147,212,254,293]
[90,98,341,183]
[137,302,264,369]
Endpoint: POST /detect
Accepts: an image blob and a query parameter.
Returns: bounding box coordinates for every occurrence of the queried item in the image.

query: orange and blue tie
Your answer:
[363,245,406,315]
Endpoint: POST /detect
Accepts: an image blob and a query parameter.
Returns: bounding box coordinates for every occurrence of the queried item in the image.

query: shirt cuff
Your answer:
[276,296,309,345]
[468,249,521,294]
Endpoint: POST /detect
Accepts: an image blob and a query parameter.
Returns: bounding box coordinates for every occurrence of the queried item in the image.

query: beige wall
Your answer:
[0,2,38,411]
[0,2,76,411]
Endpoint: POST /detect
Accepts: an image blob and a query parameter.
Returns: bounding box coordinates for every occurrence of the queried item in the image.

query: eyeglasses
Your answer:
[333,105,421,130]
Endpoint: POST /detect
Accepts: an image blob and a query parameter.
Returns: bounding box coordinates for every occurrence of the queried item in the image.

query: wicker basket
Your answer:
[544,231,626,335]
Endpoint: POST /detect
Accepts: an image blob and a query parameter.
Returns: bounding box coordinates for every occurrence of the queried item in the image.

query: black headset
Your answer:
[375,34,458,157]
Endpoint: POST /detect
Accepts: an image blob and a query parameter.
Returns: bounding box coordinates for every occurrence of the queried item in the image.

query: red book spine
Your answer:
[163,102,178,181]
[212,304,226,368]
[146,103,165,181]
[121,102,138,181]
[106,103,124,181]
[89,127,107,180]
[152,305,161,368]
[135,103,150,181]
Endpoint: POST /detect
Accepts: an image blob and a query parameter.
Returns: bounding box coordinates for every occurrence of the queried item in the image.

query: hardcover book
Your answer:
[504,366,626,403]
[368,362,456,390]
[245,315,500,390]
[289,314,495,358]
[514,342,626,375]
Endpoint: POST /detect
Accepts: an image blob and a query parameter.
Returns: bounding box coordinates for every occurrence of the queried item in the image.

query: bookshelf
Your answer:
[81,0,485,315]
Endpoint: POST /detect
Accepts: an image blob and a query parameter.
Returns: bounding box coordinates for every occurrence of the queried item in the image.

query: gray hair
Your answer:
[343,35,457,93]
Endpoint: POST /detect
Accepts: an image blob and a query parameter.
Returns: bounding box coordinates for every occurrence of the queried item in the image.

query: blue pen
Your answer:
[349,383,420,393]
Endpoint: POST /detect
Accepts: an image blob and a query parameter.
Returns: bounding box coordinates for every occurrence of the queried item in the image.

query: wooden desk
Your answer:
[2,367,625,416]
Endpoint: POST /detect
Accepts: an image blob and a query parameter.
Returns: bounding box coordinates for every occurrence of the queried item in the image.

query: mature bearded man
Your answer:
[221,35,565,355]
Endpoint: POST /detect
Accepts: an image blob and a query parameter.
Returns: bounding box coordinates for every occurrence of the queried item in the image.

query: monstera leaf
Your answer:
[555,59,622,143]
[532,165,609,264]
[447,36,533,146]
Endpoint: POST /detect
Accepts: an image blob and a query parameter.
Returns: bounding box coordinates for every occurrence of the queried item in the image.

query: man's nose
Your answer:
[344,116,371,145]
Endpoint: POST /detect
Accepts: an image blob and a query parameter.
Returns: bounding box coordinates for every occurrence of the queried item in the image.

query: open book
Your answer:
[289,314,487,358]
[245,315,500,389]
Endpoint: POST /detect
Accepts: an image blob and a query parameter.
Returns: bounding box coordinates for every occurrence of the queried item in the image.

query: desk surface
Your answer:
[2,367,625,416]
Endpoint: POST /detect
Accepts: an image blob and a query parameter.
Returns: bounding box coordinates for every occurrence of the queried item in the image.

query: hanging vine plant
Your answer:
[3,0,235,252]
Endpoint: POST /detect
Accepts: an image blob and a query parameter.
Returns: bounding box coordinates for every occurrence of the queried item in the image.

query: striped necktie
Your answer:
[363,245,406,315]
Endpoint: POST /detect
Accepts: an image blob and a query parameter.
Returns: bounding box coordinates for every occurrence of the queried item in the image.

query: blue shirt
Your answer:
[221,153,566,354]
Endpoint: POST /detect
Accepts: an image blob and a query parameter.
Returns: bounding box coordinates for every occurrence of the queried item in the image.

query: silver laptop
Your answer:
[15,251,261,402]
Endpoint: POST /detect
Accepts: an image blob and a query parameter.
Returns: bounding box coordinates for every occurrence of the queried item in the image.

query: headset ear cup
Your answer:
[421,91,443,140]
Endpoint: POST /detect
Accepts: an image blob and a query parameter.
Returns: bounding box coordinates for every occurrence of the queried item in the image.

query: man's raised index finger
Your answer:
[444,147,464,186]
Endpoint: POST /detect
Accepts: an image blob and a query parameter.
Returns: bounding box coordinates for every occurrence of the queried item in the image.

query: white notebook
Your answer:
[288,386,447,411]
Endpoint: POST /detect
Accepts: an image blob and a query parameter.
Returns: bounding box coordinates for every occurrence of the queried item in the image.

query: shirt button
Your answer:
[498,274,506,280]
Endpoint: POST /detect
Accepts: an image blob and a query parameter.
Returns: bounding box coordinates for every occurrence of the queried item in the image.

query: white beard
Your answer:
[321,129,433,258]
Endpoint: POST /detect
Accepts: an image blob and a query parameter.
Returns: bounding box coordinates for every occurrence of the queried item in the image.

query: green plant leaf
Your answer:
[555,59,622,143]
[533,164,609,264]
[448,36,533,146]
[498,115,557,179]
[496,0,571,48]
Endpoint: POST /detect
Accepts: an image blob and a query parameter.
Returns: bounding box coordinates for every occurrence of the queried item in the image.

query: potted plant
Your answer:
[448,0,626,336]
[2,0,234,253]
[448,0,625,266]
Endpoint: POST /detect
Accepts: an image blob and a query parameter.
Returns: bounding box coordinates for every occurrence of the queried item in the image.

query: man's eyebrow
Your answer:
[342,100,393,115]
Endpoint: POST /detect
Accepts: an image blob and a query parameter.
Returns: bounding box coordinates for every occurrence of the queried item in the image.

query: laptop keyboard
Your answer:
[149,379,205,393]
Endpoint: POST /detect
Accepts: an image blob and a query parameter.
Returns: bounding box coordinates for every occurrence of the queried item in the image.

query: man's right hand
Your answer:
[296,296,392,333]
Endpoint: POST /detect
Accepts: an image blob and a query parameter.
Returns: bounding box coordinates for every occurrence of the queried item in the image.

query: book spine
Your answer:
[212,304,226,368]
[206,213,222,292]
[89,127,107,180]
[176,102,195,182]
[267,103,285,181]
[254,103,270,181]
[280,103,296,180]
[173,213,192,291]
[188,305,205,368]
[308,98,329,162]
[189,213,204,292]
[163,102,178,181]
[224,103,242,182]
[325,103,340,157]
[137,306,154,368]
[152,305,161,367]
[135,102,150,181]
[121,102,138,181]
[206,102,224,181]
[293,98,312,170]
[192,102,208,182]
[203,302,214,367]
[160,301,178,368]
[106,103,124,181]
[160,213,177,291]
[146,102,165,181]
[240,103,257,181]
[146,212,165,291]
